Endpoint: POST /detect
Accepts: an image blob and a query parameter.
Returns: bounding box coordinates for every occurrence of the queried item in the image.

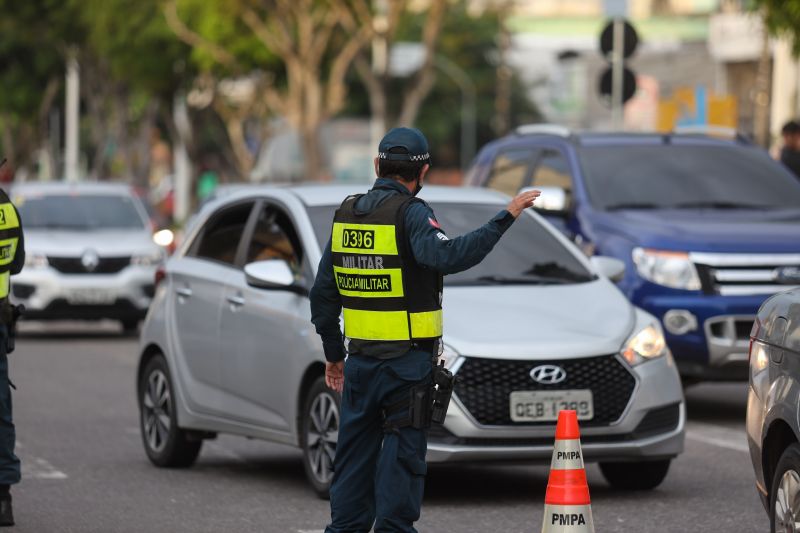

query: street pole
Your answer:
[436,56,476,171]
[611,17,624,130]
[65,49,80,182]
[370,0,389,154]
[173,93,191,224]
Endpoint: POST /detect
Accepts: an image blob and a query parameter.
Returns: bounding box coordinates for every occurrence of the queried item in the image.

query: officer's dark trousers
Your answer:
[325,350,432,533]
[0,326,19,487]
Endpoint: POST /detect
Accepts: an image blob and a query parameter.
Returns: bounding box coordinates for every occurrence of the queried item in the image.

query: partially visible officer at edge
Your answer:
[0,163,24,527]
[310,128,540,533]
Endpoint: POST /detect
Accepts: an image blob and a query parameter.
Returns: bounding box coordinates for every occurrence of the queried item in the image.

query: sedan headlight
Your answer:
[131,250,165,267]
[24,253,48,269]
[622,324,669,366]
[439,343,461,370]
[632,247,701,290]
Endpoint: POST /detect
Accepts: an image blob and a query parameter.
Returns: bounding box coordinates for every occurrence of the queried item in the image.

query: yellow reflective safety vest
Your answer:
[332,193,443,348]
[0,189,20,301]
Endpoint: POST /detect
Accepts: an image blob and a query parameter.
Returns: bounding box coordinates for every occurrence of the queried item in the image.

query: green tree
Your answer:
[0,0,82,175]
[752,0,800,55]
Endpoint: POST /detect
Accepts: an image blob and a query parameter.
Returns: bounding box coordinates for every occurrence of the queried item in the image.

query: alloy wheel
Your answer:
[306,391,339,485]
[142,369,172,454]
[775,469,800,533]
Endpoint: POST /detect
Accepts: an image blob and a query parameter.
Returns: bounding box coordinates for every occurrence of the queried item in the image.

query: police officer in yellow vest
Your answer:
[0,184,23,527]
[310,128,540,532]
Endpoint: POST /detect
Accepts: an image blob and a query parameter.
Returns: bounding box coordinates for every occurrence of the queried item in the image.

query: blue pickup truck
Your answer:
[466,125,800,381]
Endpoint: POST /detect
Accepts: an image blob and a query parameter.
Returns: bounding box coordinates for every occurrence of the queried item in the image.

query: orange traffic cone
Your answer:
[541,410,595,533]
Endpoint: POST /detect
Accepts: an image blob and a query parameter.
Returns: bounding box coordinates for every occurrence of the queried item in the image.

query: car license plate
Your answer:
[509,390,594,422]
[66,289,115,305]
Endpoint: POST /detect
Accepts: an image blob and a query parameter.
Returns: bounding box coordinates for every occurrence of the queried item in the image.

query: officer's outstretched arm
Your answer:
[406,202,513,275]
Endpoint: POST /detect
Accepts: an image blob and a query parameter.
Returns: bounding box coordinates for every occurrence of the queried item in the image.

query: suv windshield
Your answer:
[307,202,594,286]
[18,194,147,230]
[578,144,800,210]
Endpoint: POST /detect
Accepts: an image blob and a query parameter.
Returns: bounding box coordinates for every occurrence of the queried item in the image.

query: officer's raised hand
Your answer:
[507,189,542,218]
[325,361,344,393]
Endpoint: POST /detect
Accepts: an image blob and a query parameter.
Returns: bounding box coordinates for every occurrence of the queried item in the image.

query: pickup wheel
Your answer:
[599,459,671,490]
[301,376,340,499]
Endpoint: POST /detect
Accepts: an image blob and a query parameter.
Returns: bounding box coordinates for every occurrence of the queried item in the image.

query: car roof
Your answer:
[11,181,137,197]
[217,183,511,208]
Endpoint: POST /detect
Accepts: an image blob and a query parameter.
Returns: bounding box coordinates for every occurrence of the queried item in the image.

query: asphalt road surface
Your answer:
[8,322,767,532]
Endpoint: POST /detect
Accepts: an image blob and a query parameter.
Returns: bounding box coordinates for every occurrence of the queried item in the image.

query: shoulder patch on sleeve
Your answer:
[435,232,449,241]
[428,217,441,229]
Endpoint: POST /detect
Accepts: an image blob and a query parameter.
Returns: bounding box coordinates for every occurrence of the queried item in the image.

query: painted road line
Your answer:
[685,422,749,453]
[17,442,67,480]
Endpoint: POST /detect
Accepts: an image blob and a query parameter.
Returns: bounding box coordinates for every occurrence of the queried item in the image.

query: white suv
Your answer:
[11,182,165,332]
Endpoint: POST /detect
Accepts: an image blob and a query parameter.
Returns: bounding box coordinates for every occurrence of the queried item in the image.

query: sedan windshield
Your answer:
[578,144,800,210]
[307,202,594,286]
[17,194,147,230]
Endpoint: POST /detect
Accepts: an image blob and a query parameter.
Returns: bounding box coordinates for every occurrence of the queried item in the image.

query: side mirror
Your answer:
[590,256,626,282]
[244,259,308,295]
[521,186,568,215]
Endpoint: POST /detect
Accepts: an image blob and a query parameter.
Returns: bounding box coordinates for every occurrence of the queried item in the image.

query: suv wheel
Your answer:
[770,443,800,533]
[599,459,671,490]
[301,376,340,499]
[138,355,201,468]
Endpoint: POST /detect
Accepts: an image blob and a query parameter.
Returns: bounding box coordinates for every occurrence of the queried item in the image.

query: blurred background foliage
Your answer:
[0,0,540,194]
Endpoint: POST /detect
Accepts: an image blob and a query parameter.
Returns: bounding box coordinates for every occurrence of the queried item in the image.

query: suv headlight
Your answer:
[131,250,165,267]
[439,343,461,371]
[632,248,701,290]
[24,253,48,269]
[622,323,669,366]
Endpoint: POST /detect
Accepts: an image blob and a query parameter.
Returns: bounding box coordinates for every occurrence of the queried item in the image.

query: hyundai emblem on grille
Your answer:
[529,364,567,384]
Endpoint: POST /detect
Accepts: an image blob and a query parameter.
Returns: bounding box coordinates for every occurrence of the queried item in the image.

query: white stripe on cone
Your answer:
[541,504,595,533]
[549,439,585,471]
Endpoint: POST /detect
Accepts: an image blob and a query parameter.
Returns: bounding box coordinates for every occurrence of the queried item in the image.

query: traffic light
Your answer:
[598,19,639,111]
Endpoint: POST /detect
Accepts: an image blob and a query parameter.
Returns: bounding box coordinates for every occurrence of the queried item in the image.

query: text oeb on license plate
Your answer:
[509,389,594,422]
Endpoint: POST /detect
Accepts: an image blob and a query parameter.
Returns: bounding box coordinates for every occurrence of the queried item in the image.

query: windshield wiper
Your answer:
[452,274,572,286]
[604,202,662,211]
[671,201,768,209]
[525,262,596,283]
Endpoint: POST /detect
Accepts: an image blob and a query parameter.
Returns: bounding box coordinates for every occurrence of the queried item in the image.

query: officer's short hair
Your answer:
[378,147,427,182]
[782,120,800,136]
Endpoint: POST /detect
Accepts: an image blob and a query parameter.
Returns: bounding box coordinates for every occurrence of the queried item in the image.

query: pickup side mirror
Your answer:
[590,256,626,282]
[521,185,568,215]
[244,259,308,296]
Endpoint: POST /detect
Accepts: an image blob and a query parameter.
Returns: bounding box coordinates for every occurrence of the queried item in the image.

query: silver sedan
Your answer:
[137,184,684,496]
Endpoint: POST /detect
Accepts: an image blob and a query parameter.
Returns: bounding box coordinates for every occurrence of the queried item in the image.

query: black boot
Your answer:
[0,495,13,527]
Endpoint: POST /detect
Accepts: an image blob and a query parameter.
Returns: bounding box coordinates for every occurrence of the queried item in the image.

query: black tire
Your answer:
[599,459,671,490]
[769,443,800,533]
[138,355,201,468]
[121,320,140,335]
[300,376,340,499]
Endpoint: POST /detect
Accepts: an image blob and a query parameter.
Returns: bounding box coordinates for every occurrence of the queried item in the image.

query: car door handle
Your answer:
[226,295,245,307]
[176,287,193,298]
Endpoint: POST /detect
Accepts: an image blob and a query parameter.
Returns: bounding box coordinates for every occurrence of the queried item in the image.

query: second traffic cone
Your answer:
[541,410,594,533]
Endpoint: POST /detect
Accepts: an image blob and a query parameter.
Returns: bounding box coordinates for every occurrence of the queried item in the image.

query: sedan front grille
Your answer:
[454,355,636,427]
[47,256,131,274]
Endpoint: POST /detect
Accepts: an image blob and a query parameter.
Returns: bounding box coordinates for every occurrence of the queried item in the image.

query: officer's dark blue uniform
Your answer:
[0,187,25,527]
[310,128,517,532]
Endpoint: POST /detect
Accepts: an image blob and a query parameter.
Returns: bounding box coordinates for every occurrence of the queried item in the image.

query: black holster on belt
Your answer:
[5,304,24,354]
[430,360,455,425]
[382,359,457,432]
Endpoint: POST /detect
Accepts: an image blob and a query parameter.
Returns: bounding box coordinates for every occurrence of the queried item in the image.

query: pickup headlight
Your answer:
[131,250,165,267]
[632,248,701,290]
[24,253,48,269]
[622,324,669,366]
[439,343,461,371]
